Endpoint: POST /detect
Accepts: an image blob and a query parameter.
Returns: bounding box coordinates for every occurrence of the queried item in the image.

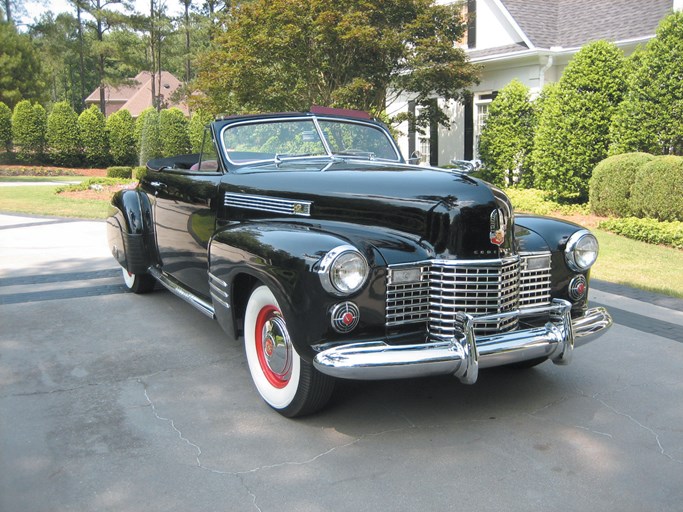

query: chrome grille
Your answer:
[386,253,552,336]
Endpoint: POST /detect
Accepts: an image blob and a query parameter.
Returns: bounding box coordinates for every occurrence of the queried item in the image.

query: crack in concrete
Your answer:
[527,388,682,464]
[143,385,203,468]
[590,393,683,465]
[141,380,415,510]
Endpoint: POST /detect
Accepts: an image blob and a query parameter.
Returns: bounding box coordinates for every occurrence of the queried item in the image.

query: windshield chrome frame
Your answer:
[219,115,402,168]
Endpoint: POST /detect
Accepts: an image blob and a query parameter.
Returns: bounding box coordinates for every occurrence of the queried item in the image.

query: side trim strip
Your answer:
[149,267,215,318]
[224,192,312,216]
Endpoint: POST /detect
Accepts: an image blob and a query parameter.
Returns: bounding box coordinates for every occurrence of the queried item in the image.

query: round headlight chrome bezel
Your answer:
[317,245,369,296]
[564,230,599,272]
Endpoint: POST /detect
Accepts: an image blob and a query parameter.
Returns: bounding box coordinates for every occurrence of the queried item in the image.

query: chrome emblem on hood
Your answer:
[490,208,507,246]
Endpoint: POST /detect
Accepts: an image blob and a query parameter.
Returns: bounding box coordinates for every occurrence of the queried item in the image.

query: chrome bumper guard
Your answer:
[313,299,612,383]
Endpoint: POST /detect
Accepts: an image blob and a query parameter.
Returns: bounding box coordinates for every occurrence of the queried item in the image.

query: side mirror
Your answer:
[408,150,422,165]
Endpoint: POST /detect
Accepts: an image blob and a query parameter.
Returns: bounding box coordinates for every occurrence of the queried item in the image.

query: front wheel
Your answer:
[121,266,156,294]
[244,285,334,417]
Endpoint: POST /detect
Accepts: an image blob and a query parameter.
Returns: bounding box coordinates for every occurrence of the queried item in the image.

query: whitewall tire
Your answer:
[244,285,334,417]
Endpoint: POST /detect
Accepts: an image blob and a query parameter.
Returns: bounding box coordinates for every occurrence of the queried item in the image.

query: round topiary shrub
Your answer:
[631,155,683,221]
[106,166,132,179]
[589,152,654,217]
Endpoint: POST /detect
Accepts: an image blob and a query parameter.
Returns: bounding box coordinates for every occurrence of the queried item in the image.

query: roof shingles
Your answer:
[500,0,672,49]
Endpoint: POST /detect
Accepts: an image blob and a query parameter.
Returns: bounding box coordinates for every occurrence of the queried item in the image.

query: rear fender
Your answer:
[107,189,157,274]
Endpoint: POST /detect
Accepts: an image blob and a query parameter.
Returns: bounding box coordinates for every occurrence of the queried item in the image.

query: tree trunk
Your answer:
[76,2,86,112]
[3,0,11,23]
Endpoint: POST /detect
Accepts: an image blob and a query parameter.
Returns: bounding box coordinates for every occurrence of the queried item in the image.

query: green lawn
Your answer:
[592,228,683,298]
[0,183,110,219]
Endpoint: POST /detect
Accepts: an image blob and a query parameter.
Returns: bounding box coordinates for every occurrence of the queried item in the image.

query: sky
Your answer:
[21,0,184,25]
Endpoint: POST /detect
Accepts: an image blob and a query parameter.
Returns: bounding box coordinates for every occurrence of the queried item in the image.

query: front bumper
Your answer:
[313,299,612,383]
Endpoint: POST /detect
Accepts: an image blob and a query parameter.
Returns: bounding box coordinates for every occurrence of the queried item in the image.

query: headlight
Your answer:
[565,230,599,271]
[318,245,369,296]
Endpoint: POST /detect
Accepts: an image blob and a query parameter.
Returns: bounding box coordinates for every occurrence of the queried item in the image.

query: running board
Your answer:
[148,267,215,318]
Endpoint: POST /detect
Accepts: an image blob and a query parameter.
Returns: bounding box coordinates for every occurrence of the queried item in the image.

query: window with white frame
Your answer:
[474,92,496,158]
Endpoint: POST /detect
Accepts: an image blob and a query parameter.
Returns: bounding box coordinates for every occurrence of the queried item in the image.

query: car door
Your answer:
[145,128,222,299]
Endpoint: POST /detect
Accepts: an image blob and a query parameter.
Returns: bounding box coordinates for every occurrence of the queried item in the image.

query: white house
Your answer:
[391,0,678,166]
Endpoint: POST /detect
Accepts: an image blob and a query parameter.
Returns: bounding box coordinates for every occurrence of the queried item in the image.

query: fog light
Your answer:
[568,275,587,301]
[330,302,360,333]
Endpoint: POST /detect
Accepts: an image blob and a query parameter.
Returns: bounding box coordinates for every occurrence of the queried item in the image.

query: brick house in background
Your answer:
[84,71,189,118]
[392,0,680,166]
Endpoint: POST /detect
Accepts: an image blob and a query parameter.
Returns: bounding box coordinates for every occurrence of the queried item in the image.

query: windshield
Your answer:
[221,117,401,165]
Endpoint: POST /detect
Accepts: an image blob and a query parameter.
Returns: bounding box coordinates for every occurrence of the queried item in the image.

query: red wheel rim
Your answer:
[254,305,292,388]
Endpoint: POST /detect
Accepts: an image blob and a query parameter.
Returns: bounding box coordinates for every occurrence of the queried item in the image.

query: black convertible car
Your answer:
[107,107,612,417]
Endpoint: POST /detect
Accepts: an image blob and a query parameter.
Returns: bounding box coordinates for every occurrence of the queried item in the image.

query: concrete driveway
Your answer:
[1,213,682,512]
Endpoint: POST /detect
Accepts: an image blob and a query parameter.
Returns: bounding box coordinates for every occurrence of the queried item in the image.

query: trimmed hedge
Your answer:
[188,109,214,153]
[107,109,136,166]
[132,166,146,180]
[106,166,133,179]
[589,152,654,217]
[12,100,47,161]
[159,107,190,157]
[531,41,627,202]
[478,79,535,187]
[630,155,683,222]
[47,101,81,167]
[78,105,109,167]
[0,101,11,152]
[138,109,162,165]
[503,188,589,216]
[55,177,132,193]
[599,217,683,249]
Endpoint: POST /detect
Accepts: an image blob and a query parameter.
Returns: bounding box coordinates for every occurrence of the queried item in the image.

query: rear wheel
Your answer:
[244,285,334,417]
[121,266,156,294]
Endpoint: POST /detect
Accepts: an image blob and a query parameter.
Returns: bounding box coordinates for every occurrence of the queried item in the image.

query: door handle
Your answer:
[149,181,167,189]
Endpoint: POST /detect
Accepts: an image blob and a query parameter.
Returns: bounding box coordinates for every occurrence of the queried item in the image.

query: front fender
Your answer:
[208,222,386,359]
[106,189,157,274]
[515,214,593,311]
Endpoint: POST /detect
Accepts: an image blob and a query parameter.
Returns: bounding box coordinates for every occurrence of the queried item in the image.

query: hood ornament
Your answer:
[490,208,507,246]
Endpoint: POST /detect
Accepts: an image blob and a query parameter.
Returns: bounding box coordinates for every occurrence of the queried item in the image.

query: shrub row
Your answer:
[0,165,79,176]
[598,217,683,249]
[589,153,683,222]
[0,100,214,168]
[503,188,589,216]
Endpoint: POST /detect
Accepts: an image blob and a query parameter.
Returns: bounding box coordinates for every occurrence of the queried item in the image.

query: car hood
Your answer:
[220,162,514,260]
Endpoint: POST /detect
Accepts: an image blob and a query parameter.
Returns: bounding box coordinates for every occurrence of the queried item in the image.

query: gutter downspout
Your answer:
[539,54,554,91]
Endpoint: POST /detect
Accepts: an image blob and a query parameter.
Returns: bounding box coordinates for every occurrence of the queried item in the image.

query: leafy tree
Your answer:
[531,41,627,202]
[188,108,213,153]
[139,108,162,165]
[30,12,98,112]
[477,80,535,187]
[194,0,478,131]
[0,21,46,108]
[78,104,109,166]
[80,0,133,114]
[12,100,47,162]
[609,12,683,155]
[0,101,11,152]
[47,101,81,166]
[107,108,136,165]
[159,107,190,156]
